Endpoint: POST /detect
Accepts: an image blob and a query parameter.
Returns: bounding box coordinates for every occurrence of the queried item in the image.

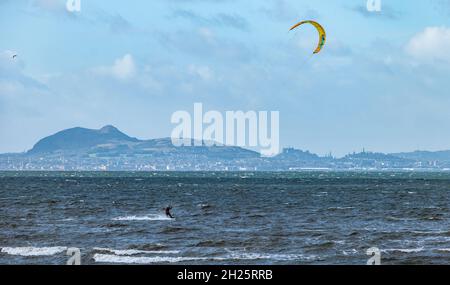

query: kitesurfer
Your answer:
[165,206,174,219]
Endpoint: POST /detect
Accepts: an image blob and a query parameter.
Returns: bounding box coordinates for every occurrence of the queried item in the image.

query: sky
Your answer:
[1,0,450,156]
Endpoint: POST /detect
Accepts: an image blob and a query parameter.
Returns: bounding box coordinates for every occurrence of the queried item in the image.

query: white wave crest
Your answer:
[93,254,207,264]
[383,247,424,253]
[0,246,67,256]
[93,247,180,256]
[112,214,172,221]
[93,251,318,264]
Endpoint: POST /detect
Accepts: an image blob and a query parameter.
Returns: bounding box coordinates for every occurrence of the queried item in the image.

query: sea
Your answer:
[1,171,450,265]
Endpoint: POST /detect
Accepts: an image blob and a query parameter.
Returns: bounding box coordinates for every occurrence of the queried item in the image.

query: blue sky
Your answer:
[1,0,450,156]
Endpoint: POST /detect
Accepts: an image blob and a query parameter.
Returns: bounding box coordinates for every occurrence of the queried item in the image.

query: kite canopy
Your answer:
[289,20,326,54]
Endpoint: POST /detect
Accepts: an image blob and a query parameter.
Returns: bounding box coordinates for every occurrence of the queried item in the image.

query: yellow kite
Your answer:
[289,20,326,54]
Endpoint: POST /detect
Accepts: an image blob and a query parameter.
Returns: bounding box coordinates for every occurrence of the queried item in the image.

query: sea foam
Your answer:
[0,246,67,256]
[93,247,180,256]
[112,214,173,221]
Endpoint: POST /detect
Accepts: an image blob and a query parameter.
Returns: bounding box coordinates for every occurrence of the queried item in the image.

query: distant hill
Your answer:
[28,125,139,154]
[2,125,450,171]
[274,148,321,161]
[25,125,260,161]
[391,150,450,162]
[343,151,404,161]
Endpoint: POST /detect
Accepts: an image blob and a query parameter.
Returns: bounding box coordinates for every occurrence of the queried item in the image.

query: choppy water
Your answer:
[1,171,450,265]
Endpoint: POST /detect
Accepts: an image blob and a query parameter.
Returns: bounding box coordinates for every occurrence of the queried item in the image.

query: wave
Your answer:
[436,248,450,252]
[0,246,67,257]
[386,216,418,221]
[159,226,188,234]
[198,203,212,209]
[383,247,424,253]
[129,243,167,251]
[195,240,226,247]
[225,251,317,262]
[411,230,450,235]
[327,207,355,211]
[421,216,443,221]
[93,254,208,264]
[300,229,325,233]
[342,249,358,256]
[104,223,128,228]
[112,214,173,221]
[93,247,180,256]
[93,250,319,264]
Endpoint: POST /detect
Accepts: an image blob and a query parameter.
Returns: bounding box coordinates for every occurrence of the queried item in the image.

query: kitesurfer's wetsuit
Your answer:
[165,207,174,219]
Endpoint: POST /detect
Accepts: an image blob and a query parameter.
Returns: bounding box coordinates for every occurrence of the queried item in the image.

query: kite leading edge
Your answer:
[289,20,326,54]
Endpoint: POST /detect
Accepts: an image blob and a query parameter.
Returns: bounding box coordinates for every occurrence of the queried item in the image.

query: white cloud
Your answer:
[32,0,67,13]
[188,64,213,81]
[406,26,450,63]
[198,27,215,43]
[112,54,136,79]
[0,50,47,91]
[93,54,136,80]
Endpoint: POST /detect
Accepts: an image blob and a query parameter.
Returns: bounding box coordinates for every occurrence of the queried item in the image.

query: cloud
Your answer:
[93,54,137,80]
[108,14,133,33]
[172,9,249,31]
[164,0,234,2]
[0,50,48,90]
[188,64,214,81]
[111,54,136,79]
[261,0,320,24]
[430,0,450,17]
[86,55,178,96]
[406,26,450,63]
[32,0,64,10]
[30,0,133,33]
[0,51,51,141]
[260,0,300,22]
[92,10,134,34]
[30,0,75,17]
[351,4,399,20]
[158,27,253,62]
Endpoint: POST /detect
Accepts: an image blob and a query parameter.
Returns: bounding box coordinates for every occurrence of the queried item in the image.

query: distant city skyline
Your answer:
[1,0,450,156]
[2,123,450,171]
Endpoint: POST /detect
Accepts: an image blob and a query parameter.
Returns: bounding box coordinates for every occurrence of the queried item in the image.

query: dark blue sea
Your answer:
[1,171,450,265]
